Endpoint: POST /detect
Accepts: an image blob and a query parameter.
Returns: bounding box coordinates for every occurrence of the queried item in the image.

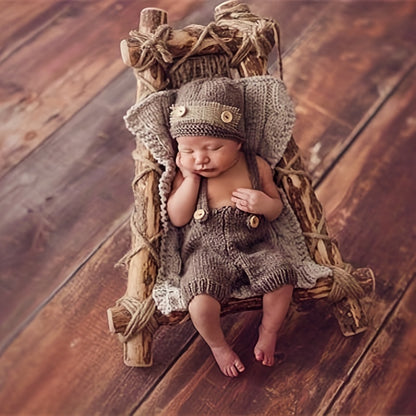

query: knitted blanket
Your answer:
[124,75,332,315]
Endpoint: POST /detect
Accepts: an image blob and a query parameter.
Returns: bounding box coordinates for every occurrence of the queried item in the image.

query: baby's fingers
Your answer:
[231,196,249,211]
[232,188,252,200]
[233,187,252,194]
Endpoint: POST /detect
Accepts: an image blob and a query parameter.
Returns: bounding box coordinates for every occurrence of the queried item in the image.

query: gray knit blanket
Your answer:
[124,75,332,315]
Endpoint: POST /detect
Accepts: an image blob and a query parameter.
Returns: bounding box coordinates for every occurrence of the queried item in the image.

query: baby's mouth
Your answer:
[195,169,215,177]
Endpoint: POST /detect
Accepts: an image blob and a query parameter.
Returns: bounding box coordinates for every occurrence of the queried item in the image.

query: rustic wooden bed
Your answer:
[106,0,375,367]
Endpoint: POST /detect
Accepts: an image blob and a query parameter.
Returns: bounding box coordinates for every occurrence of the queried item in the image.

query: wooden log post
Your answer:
[277,138,373,335]
[107,7,168,367]
[214,0,278,78]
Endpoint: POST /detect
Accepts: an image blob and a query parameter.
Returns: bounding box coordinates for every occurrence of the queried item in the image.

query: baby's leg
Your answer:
[254,285,293,366]
[188,294,245,377]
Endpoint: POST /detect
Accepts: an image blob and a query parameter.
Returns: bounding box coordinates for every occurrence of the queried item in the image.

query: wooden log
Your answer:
[108,267,374,334]
[277,138,372,335]
[277,138,342,264]
[113,7,168,367]
[120,1,277,73]
[121,25,276,68]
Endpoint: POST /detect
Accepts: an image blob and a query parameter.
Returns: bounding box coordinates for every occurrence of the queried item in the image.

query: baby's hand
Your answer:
[231,188,282,221]
[231,188,268,213]
[176,152,198,179]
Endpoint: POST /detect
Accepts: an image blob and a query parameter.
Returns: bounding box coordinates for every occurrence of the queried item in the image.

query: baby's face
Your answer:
[177,135,242,177]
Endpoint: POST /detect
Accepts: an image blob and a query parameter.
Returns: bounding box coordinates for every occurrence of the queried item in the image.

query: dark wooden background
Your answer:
[1,1,415,415]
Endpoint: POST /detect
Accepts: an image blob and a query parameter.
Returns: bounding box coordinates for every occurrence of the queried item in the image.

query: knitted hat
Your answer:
[125,75,296,169]
[170,77,246,141]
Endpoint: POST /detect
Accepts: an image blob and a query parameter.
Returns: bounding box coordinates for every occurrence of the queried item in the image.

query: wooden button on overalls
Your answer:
[248,214,260,229]
[193,208,207,221]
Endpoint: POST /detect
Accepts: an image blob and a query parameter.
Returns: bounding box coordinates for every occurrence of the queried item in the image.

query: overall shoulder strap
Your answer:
[245,151,261,190]
[196,178,209,211]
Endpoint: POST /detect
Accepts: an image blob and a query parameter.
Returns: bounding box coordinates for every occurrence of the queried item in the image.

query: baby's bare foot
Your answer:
[211,345,245,377]
[254,324,278,367]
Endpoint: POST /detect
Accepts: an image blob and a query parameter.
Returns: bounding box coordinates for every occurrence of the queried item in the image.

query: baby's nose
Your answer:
[195,153,209,164]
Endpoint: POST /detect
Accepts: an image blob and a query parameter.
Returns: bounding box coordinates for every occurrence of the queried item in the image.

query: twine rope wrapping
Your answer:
[128,7,283,83]
[129,25,173,93]
[116,228,162,269]
[116,150,163,269]
[214,3,259,22]
[116,296,158,342]
[215,2,283,79]
[275,150,327,254]
[131,149,163,266]
[328,264,365,303]
[129,25,173,70]
[275,149,311,183]
[170,22,234,74]
[304,213,328,256]
[131,148,163,183]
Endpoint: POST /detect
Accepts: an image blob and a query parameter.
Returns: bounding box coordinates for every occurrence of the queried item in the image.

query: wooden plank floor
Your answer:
[0,1,415,415]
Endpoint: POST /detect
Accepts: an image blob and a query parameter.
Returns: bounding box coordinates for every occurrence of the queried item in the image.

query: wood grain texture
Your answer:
[0,1,326,179]
[0,1,332,414]
[0,222,196,416]
[0,72,135,350]
[121,6,168,367]
[284,1,416,182]
[0,1,57,57]
[328,276,416,416]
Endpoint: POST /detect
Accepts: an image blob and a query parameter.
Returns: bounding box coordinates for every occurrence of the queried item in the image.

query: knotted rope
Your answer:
[215,2,283,79]
[116,149,163,269]
[128,24,173,70]
[275,149,312,184]
[128,24,173,93]
[116,296,158,342]
[131,147,163,186]
[303,213,332,256]
[328,264,366,303]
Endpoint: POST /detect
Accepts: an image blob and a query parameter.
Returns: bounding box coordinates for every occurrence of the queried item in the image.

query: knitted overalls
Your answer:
[180,152,297,306]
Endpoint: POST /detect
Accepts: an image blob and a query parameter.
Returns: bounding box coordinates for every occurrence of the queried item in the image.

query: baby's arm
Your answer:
[167,155,201,227]
[231,156,283,221]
